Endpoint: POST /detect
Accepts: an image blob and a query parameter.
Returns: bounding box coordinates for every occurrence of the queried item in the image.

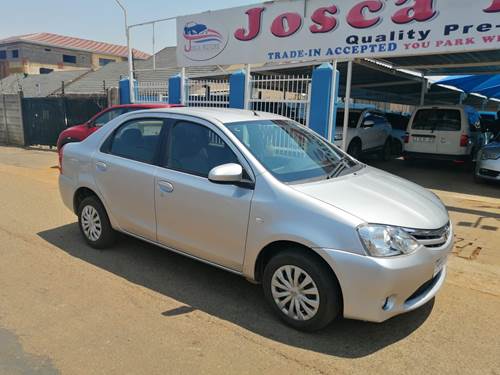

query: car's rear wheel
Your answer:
[262,249,341,331]
[78,196,115,249]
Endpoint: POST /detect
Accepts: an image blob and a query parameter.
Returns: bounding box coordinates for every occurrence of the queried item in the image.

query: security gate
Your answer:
[136,81,168,103]
[184,78,229,108]
[249,74,311,126]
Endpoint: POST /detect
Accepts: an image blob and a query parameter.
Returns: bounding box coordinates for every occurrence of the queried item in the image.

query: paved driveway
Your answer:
[0,146,499,374]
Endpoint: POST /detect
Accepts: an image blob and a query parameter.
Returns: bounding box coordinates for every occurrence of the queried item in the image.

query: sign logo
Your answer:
[182,21,228,61]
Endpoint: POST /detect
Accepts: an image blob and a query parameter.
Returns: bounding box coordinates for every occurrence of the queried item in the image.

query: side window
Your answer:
[108,118,165,164]
[167,121,238,177]
[373,114,388,125]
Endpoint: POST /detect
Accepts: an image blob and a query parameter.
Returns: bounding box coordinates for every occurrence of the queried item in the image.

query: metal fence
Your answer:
[185,78,229,108]
[136,81,168,103]
[22,95,108,147]
[249,74,311,126]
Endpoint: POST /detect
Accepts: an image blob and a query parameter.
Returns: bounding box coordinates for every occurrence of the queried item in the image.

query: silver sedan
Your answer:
[476,134,500,183]
[59,108,453,331]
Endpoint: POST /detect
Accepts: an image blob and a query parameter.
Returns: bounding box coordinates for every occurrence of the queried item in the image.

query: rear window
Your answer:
[386,114,409,131]
[412,109,461,131]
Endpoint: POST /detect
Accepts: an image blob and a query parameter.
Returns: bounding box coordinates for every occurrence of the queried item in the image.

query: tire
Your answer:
[347,140,362,160]
[474,172,484,184]
[262,249,341,332]
[379,138,392,161]
[77,196,116,249]
[392,139,403,157]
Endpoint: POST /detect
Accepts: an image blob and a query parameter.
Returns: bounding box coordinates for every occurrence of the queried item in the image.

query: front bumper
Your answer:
[316,231,453,323]
[476,159,500,181]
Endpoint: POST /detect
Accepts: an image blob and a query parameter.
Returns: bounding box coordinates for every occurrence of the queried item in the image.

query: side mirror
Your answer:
[362,120,375,128]
[208,163,243,184]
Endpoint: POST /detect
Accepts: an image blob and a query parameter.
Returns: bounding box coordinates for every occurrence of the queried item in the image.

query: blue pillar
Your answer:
[168,74,182,105]
[119,78,138,104]
[309,63,339,140]
[229,70,246,109]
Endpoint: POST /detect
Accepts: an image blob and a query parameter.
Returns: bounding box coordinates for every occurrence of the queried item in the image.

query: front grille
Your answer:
[405,223,451,249]
[479,169,500,178]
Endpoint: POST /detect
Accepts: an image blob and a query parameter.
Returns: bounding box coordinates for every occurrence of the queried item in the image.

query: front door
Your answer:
[93,117,166,240]
[359,112,379,150]
[155,118,253,271]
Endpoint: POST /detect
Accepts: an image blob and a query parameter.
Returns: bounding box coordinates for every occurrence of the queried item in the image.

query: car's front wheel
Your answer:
[78,196,115,249]
[262,249,341,331]
[347,140,362,160]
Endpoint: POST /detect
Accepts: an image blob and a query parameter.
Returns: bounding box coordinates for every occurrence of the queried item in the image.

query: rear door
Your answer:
[407,108,439,154]
[93,117,167,240]
[433,108,463,156]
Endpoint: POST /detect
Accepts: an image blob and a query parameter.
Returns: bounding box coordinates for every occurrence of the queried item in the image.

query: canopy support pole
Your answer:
[327,60,338,142]
[420,76,426,106]
[342,60,353,151]
[180,67,186,105]
[244,64,251,110]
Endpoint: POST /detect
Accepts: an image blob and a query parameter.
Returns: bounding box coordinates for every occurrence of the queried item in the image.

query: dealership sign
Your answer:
[176,0,500,66]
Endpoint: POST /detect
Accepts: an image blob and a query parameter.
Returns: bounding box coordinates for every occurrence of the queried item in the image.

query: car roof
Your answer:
[109,103,182,109]
[130,107,288,123]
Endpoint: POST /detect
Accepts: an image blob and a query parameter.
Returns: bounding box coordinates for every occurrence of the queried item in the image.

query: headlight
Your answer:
[334,134,343,141]
[357,224,420,257]
[481,150,500,160]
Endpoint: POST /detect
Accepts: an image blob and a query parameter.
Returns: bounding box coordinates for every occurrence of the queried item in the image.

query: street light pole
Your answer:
[114,0,135,103]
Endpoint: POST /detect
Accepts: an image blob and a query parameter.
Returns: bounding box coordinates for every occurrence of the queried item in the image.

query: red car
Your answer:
[57,103,181,164]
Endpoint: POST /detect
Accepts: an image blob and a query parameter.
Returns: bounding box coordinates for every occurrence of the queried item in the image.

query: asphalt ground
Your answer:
[0,146,499,374]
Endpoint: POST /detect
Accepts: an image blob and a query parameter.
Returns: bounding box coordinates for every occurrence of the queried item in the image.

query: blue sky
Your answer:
[0,0,258,54]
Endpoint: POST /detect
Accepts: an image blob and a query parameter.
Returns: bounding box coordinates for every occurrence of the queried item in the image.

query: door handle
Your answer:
[95,161,108,172]
[158,180,174,193]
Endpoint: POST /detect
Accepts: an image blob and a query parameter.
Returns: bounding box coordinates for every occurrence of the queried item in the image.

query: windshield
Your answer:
[226,119,359,183]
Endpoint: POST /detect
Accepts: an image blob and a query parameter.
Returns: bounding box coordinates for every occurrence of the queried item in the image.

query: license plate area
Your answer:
[413,135,436,143]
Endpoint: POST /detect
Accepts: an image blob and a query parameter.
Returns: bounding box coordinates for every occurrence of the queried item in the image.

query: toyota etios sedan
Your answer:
[59,108,453,331]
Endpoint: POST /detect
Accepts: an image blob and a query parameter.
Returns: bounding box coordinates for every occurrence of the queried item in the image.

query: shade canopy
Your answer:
[438,75,500,99]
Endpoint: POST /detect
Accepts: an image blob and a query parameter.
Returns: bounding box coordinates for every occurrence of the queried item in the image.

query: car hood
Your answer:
[291,166,448,230]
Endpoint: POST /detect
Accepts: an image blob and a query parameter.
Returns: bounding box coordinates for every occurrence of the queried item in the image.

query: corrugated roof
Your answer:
[0,32,150,60]
[380,50,500,76]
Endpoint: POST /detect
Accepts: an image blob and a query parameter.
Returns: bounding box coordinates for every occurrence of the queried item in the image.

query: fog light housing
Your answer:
[382,296,396,311]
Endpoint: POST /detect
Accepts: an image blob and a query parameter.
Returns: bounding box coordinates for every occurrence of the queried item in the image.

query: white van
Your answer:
[404,105,484,162]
